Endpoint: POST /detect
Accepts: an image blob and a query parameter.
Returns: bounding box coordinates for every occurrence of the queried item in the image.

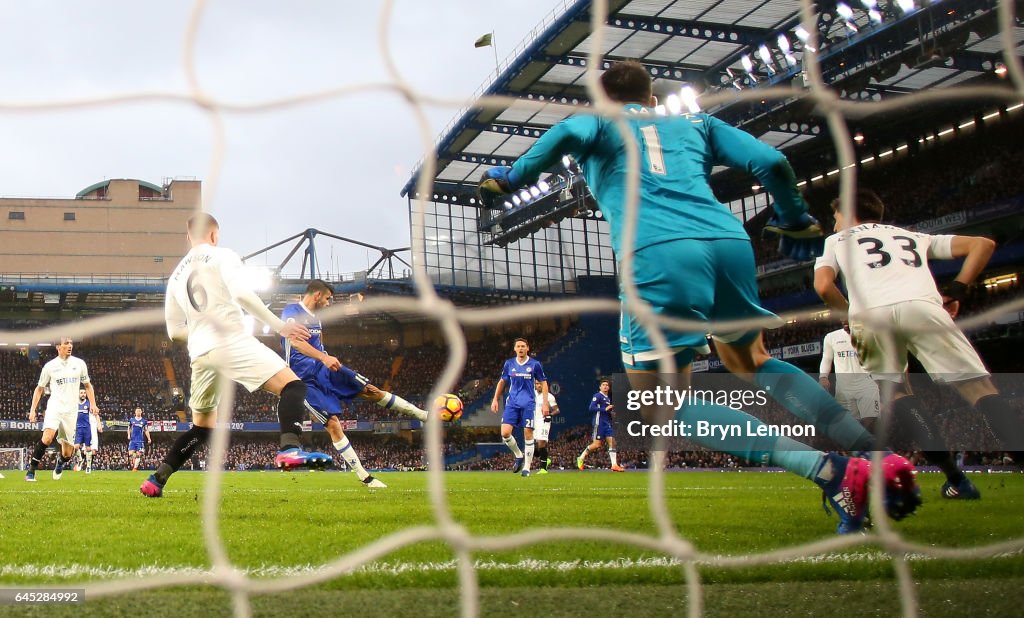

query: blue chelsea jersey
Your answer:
[589,392,612,422]
[76,399,91,431]
[129,417,148,441]
[500,357,547,409]
[280,303,325,378]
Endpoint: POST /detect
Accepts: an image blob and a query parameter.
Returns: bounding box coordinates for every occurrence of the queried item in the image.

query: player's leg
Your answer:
[141,358,219,496]
[897,302,1003,495]
[625,360,912,533]
[323,416,385,488]
[73,425,88,471]
[954,376,1020,465]
[853,305,976,498]
[607,436,624,471]
[905,303,1023,466]
[577,427,602,471]
[707,238,876,451]
[718,332,878,451]
[534,419,551,472]
[27,413,61,480]
[855,385,881,434]
[357,382,428,422]
[500,406,525,471]
[522,425,535,476]
[87,425,98,473]
[52,414,77,480]
[224,338,331,469]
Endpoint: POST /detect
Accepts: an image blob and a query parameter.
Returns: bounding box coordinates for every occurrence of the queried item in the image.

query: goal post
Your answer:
[0,447,27,472]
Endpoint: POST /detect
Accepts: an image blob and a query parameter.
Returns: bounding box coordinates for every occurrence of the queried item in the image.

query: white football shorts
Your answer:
[850,300,989,383]
[189,336,287,413]
[835,385,880,420]
[532,409,551,442]
[43,407,77,446]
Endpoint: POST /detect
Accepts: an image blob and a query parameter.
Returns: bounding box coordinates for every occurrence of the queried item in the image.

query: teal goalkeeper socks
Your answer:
[755,359,875,451]
[675,398,822,479]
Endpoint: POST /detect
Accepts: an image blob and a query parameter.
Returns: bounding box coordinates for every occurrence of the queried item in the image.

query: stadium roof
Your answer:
[402,0,1019,203]
[76,179,164,198]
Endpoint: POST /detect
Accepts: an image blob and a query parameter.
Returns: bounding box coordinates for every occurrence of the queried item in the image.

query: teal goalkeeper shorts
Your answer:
[619,237,781,369]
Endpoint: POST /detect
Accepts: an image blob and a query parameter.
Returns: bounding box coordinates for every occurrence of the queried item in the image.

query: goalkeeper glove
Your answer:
[763,213,825,261]
[477,166,521,208]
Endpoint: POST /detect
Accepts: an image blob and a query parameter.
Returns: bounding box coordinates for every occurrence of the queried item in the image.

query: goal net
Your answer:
[0,447,27,472]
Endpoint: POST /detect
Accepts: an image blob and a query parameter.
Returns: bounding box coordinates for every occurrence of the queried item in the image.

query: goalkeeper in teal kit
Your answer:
[479,60,919,533]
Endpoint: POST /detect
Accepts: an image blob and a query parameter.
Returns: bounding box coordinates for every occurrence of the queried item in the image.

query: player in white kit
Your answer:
[818,325,880,426]
[814,189,1016,499]
[25,337,99,481]
[141,213,329,497]
[526,380,559,474]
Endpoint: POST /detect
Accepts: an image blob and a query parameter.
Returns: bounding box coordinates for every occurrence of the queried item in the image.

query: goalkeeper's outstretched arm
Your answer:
[705,115,809,223]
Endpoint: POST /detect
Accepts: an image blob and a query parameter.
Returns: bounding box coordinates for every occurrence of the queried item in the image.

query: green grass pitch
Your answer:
[1,469,1022,617]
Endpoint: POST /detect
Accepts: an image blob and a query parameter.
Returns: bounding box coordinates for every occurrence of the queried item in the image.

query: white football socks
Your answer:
[503,435,523,458]
[524,440,535,471]
[334,436,369,481]
[376,391,428,421]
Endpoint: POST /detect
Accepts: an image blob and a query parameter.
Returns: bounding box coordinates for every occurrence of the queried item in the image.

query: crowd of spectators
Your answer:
[0,327,566,425]
[749,115,1024,271]
[2,282,1018,429]
[0,433,427,472]
[4,368,1022,473]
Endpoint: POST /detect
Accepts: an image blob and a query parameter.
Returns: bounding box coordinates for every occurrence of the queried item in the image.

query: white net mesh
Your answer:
[2,0,1024,616]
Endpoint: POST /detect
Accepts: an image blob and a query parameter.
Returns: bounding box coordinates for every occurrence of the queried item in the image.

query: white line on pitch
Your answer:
[4,550,1021,580]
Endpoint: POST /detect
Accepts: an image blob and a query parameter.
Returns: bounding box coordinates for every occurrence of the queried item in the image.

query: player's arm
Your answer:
[706,116,823,259]
[818,335,834,388]
[813,239,849,313]
[479,117,599,205]
[29,385,46,423]
[164,291,189,341]
[491,370,508,414]
[84,381,99,415]
[222,253,309,341]
[512,117,599,183]
[937,235,996,316]
[235,289,306,339]
[29,366,50,423]
[289,336,341,371]
[705,116,809,224]
[813,265,849,313]
[538,380,550,415]
[144,426,152,444]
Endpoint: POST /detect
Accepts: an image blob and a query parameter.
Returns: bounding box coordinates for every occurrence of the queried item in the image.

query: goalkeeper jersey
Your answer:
[510,104,808,256]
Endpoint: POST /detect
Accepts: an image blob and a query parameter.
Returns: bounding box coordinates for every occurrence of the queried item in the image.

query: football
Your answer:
[434,394,464,422]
